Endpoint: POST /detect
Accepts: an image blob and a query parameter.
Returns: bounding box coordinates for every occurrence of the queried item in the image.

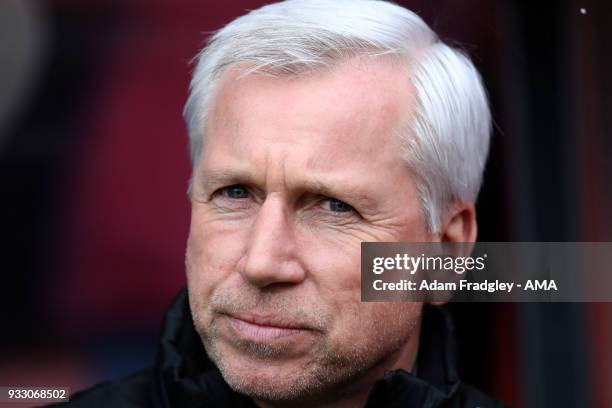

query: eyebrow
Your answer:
[197,168,257,197]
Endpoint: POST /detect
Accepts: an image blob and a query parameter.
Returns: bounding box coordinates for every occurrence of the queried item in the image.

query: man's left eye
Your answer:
[322,198,354,213]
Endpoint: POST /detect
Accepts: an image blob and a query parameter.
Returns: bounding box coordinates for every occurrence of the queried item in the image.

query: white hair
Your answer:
[183,0,491,233]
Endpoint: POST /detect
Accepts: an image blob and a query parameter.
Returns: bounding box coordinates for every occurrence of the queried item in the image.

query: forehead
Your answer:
[202,57,415,176]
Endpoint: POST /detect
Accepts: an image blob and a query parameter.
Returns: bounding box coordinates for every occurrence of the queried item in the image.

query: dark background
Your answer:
[1,1,611,407]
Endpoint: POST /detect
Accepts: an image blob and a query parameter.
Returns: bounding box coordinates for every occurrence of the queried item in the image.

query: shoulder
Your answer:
[50,369,154,408]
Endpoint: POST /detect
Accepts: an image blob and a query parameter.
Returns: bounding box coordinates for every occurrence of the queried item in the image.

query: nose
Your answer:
[239,196,306,288]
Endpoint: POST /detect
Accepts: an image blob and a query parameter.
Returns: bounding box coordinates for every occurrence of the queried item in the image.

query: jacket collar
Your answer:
[152,289,461,407]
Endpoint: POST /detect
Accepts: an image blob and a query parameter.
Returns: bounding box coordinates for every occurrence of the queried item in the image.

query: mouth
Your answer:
[221,312,313,343]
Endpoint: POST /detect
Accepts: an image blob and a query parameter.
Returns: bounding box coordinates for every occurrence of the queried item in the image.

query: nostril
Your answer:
[241,249,306,288]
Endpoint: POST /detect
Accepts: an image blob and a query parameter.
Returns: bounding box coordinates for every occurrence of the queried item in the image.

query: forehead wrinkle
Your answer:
[201,56,415,211]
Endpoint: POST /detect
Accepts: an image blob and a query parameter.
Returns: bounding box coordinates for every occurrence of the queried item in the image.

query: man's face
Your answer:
[186,58,433,404]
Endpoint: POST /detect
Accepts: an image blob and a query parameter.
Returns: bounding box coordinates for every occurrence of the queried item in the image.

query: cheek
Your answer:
[299,227,422,333]
[298,219,366,273]
[300,226,422,349]
[331,301,422,356]
[300,233,362,301]
[186,208,248,297]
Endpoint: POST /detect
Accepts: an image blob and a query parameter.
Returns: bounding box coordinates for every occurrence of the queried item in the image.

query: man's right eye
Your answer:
[220,185,250,199]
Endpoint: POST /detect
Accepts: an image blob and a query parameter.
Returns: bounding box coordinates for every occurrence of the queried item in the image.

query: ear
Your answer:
[439,202,477,243]
[427,203,477,306]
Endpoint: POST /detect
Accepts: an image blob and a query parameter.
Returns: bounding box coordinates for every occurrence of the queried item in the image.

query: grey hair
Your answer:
[183,0,491,233]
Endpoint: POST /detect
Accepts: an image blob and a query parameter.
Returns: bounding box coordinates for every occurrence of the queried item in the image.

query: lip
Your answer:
[223,313,310,342]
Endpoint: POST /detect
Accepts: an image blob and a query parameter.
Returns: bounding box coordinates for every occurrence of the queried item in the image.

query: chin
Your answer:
[216,354,318,402]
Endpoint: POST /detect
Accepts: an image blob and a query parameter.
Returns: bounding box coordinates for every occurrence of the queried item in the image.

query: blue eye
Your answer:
[224,185,250,199]
[323,198,353,213]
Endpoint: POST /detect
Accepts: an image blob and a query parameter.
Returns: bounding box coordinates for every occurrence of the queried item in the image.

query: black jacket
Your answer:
[59,289,505,407]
